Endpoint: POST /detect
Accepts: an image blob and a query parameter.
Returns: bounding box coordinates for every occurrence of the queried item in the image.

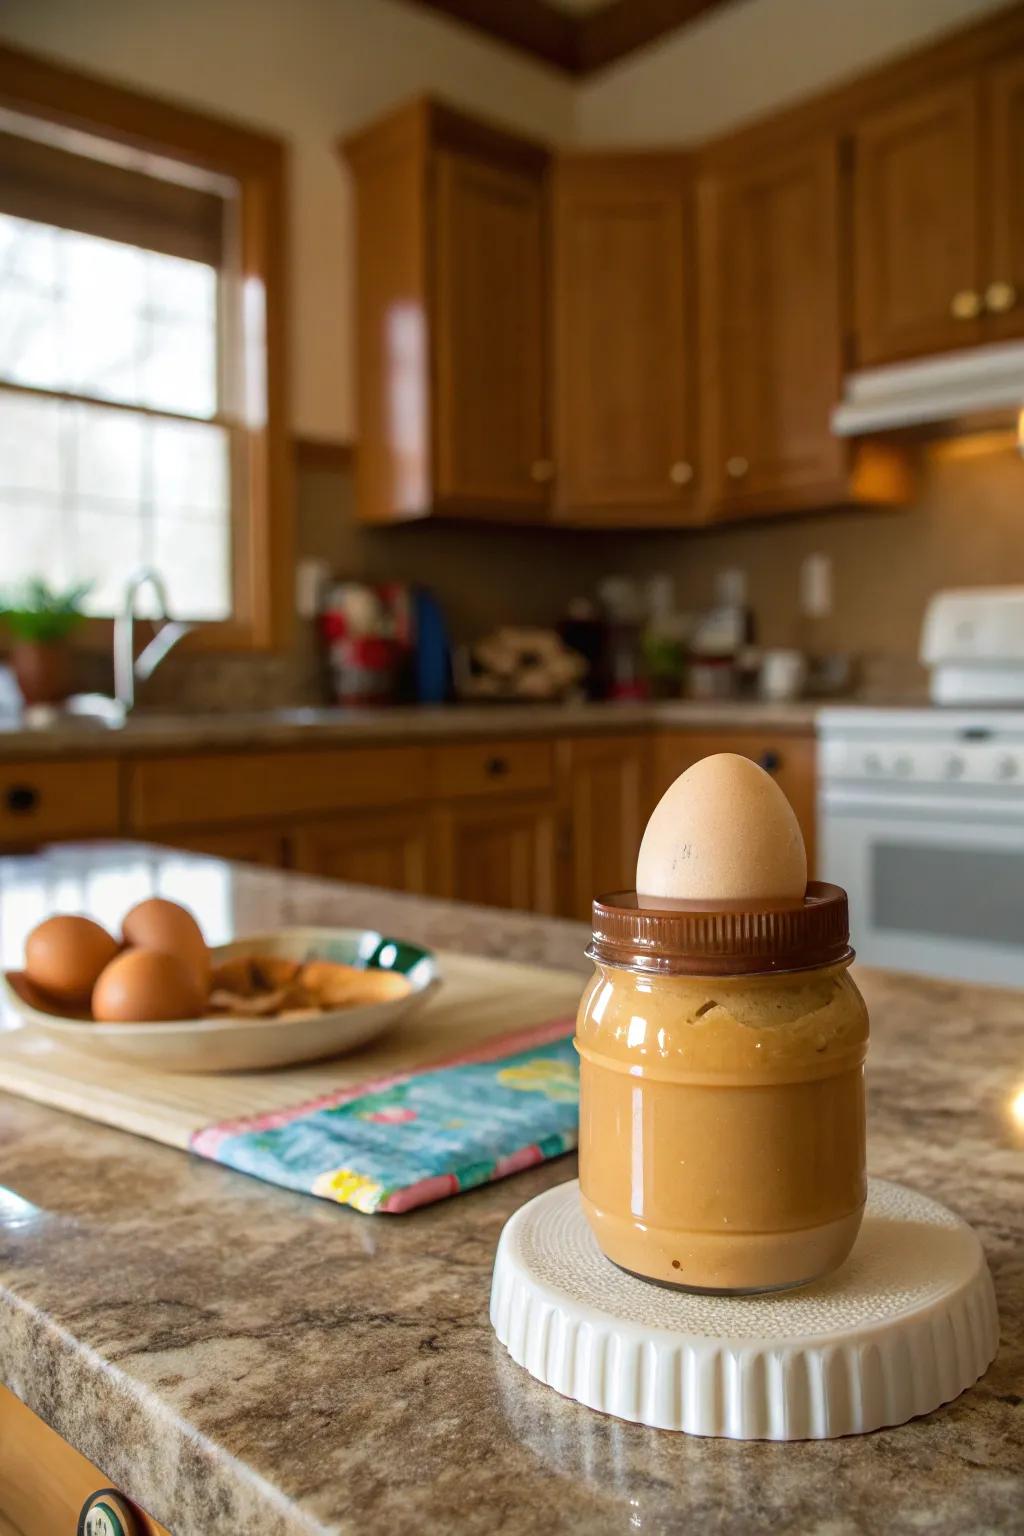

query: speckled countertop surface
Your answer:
[0,698,823,759]
[0,845,1021,1536]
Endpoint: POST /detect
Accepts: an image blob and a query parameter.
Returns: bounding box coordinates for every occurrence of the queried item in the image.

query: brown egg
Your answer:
[636,752,807,904]
[121,898,210,991]
[92,949,205,1023]
[24,915,120,1005]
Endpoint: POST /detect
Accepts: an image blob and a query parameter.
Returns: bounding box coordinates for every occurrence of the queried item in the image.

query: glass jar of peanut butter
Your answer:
[576,884,868,1294]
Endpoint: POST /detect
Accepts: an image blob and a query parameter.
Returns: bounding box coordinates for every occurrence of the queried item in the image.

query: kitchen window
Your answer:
[0,47,290,647]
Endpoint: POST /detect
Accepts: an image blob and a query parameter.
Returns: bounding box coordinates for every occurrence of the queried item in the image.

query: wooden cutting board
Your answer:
[0,951,584,1152]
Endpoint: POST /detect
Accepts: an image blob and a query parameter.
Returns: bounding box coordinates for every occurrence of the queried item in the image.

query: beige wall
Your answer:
[0,0,574,443]
[573,0,1014,144]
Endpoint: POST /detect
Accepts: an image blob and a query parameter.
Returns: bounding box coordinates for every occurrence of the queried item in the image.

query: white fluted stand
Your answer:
[490,1178,998,1440]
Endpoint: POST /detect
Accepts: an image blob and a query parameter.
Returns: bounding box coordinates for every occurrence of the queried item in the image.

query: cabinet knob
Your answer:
[5,783,38,815]
[725,456,749,480]
[950,289,982,320]
[530,459,554,484]
[80,1490,140,1535]
[758,749,781,774]
[485,755,509,777]
[985,279,1017,314]
[669,460,693,486]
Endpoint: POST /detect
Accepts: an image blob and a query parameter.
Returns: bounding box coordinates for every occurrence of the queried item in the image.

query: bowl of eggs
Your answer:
[3,900,440,1072]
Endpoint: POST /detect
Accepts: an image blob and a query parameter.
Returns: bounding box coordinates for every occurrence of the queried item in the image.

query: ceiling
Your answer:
[547,0,613,13]
[401,0,735,76]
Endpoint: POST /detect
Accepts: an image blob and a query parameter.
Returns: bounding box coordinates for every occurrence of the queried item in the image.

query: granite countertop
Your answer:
[0,844,1021,1535]
[0,698,823,759]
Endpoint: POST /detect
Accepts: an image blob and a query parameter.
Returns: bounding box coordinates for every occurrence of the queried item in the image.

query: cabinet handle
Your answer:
[985,279,1017,314]
[80,1490,140,1535]
[950,289,982,320]
[5,783,38,815]
[485,755,509,777]
[669,460,693,486]
[725,456,749,480]
[530,459,554,484]
[758,749,781,774]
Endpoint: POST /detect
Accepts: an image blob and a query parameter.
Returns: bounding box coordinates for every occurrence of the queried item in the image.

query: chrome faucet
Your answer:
[113,569,194,712]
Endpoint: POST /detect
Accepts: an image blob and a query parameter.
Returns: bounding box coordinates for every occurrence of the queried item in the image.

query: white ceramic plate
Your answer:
[2,926,440,1074]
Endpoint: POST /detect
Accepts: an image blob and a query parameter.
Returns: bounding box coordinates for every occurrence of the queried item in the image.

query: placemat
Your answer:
[0,951,585,1209]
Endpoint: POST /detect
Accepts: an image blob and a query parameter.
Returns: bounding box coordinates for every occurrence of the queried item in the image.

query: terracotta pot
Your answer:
[11,640,74,706]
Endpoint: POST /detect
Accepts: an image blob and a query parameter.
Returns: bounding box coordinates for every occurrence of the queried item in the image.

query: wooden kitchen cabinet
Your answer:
[986,54,1024,343]
[434,149,548,510]
[343,99,549,524]
[290,811,436,895]
[434,796,560,915]
[552,154,699,524]
[853,79,982,365]
[698,134,910,521]
[564,735,651,919]
[652,730,817,878]
[699,140,844,520]
[0,757,121,848]
[128,745,428,829]
[163,824,289,867]
[853,60,1024,362]
[0,1383,169,1536]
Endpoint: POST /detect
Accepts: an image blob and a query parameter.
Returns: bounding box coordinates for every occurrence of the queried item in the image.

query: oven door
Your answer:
[820,786,1024,986]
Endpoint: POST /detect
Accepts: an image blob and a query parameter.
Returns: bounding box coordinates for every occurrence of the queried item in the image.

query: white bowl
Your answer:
[3,926,440,1074]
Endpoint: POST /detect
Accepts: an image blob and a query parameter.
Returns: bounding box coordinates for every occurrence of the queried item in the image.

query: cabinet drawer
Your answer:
[129,746,428,830]
[430,738,553,800]
[0,1384,169,1536]
[0,758,120,846]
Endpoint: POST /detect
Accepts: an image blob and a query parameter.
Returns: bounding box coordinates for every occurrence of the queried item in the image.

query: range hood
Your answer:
[832,340,1024,437]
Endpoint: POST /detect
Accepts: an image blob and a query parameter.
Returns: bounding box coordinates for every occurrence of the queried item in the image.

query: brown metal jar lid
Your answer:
[587,882,853,977]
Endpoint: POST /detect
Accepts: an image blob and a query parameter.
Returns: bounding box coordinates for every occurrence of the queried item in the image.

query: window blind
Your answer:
[0,129,225,266]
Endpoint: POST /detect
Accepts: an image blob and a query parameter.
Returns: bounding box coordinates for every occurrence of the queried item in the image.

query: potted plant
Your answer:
[0,580,90,707]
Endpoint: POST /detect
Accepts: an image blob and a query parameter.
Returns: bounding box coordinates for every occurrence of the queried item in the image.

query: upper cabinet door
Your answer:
[553,157,697,523]
[433,150,548,513]
[853,80,982,365]
[986,56,1024,341]
[699,139,846,517]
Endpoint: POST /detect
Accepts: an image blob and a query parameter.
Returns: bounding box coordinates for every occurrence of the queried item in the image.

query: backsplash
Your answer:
[620,437,1024,688]
[67,434,1024,713]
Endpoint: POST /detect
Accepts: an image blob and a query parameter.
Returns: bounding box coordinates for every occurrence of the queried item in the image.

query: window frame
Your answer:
[0,44,292,652]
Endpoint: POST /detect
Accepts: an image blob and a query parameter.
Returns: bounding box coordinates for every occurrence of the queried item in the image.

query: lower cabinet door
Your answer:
[289,811,436,895]
[566,735,651,920]
[160,824,289,867]
[435,796,560,914]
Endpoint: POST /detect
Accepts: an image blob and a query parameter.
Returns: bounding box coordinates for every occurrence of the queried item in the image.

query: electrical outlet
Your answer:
[800,553,832,619]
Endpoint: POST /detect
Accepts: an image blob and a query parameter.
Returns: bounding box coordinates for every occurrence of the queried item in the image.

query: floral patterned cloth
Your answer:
[190,1017,578,1213]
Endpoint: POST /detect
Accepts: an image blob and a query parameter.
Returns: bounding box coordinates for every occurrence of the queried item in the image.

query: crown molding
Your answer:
[401,0,735,76]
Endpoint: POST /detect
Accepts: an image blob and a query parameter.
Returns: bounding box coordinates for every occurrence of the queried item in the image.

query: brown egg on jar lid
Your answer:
[636,752,807,905]
[121,897,210,991]
[92,949,206,1023]
[24,914,120,1005]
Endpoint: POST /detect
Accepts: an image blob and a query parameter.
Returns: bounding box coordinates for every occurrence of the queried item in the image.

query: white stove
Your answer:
[818,706,1024,986]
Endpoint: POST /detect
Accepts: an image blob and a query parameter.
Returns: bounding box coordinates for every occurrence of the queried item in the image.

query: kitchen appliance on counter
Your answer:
[818,706,1024,985]
[921,586,1024,705]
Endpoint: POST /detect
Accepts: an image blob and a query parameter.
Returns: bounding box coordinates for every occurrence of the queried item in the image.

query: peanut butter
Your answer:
[576,885,868,1293]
